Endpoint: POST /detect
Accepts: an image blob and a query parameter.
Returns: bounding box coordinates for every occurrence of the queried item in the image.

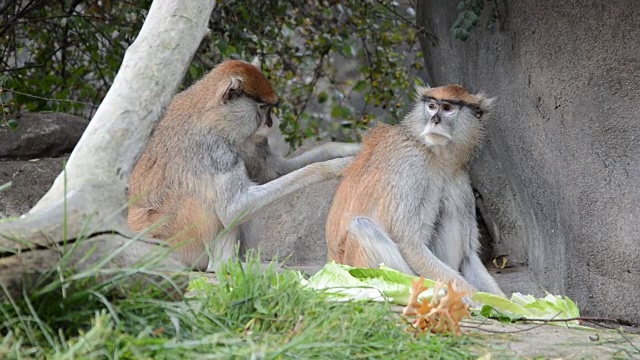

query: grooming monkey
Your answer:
[128,60,360,271]
[325,84,505,296]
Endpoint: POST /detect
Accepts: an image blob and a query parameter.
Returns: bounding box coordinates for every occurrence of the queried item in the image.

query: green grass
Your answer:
[0,245,477,360]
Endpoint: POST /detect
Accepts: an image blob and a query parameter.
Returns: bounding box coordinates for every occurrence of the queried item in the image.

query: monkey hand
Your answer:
[338,143,362,157]
[305,156,354,180]
[452,278,478,298]
[324,156,355,175]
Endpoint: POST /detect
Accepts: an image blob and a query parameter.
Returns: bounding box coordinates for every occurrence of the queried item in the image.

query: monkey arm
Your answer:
[398,242,477,294]
[458,188,506,296]
[215,157,354,228]
[277,142,361,174]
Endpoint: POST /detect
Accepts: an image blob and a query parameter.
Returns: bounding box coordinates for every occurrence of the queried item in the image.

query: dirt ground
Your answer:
[465,319,639,359]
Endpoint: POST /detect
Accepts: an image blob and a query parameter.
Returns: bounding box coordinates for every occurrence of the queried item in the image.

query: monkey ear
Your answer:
[475,95,496,119]
[413,83,429,94]
[413,84,429,101]
[479,96,496,111]
[221,76,244,103]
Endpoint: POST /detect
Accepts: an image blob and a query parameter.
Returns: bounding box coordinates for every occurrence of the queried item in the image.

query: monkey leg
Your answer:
[460,253,506,297]
[205,228,241,272]
[346,216,417,275]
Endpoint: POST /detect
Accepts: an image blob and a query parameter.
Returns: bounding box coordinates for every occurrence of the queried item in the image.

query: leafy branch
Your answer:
[451,0,485,41]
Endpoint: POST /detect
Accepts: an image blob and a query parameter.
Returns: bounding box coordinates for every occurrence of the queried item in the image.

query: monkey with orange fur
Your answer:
[325,84,505,297]
[129,60,359,271]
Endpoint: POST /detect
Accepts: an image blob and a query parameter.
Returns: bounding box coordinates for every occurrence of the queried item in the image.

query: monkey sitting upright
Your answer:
[128,60,360,271]
[325,84,505,296]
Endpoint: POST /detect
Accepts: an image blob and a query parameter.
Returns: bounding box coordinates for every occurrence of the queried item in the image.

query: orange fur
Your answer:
[424,85,481,105]
[326,124,401,264]
[195,60,278,105]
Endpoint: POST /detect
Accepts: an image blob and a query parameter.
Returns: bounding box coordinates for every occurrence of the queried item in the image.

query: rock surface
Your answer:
[0,112,87,160]
[0,157,67,217]
[252,179,340,267]
[465,320,639,359]
[417,0,640,322]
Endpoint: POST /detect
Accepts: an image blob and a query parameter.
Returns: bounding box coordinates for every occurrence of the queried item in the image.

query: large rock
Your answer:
[0,157,68,217]
[254,179,339,273]
[417,0,640,321]
[0,113,88,160]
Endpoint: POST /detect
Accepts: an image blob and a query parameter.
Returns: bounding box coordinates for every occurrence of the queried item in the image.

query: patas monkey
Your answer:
[325,84,505,296]
[129,60,359,271]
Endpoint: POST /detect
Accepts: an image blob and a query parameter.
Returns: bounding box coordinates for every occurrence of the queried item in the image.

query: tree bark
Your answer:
[0,0,216,291]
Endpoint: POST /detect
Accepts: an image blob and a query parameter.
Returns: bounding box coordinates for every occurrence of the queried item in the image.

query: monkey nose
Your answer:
[432,116,441,125]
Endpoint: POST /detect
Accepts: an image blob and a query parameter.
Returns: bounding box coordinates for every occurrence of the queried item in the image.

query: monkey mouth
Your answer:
[255,114,274,137]
[421,130,452,146]
[420,127,452,140]
[427,132,451,140]
[265,113,273,127]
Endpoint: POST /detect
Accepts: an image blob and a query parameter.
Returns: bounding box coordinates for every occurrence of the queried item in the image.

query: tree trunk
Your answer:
[0,0,216,296]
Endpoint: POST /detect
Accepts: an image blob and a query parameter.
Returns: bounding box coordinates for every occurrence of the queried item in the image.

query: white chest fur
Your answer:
[430,174,474,271]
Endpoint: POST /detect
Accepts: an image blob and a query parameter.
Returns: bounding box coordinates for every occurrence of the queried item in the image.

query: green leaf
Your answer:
[458,28,470,41]
[463,18,475,31]
[0,74,11,86]
[472,292,533,317]
[7,119,18,130]
[0,90,13,103]
[342,44,356,58]
[317,91,329,103]
[186,276,216,296]
[353,80,368,93]
[225,45,238,57]
[511,292,581,320]
[479,305,494,318]
[349,267,412,286]
[306,262,438,305]
[452,12,466,28]
[331,105,352,119]
[254,298,269,314]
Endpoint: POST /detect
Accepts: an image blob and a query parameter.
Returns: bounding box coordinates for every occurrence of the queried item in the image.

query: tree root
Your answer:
[0,234,185,301]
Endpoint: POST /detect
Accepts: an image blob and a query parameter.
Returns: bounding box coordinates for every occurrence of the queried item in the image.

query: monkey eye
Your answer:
[428,103,437,110]
[442,103,453,112]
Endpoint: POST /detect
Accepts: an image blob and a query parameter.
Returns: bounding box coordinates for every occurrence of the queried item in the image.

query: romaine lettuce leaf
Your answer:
[305,262,581,324]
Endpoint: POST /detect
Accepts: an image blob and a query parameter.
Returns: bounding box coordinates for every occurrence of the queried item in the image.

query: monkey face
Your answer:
[254,102,275,137]
[419,98,459,146]
[215,87,277,141]
[405,85,492,151]
[200,60,279,143]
